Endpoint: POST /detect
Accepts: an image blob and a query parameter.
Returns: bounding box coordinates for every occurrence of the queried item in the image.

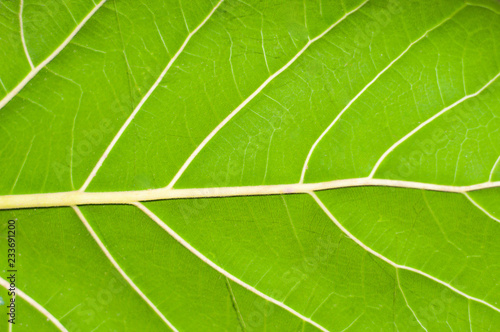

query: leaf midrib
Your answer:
[1,178,500,210]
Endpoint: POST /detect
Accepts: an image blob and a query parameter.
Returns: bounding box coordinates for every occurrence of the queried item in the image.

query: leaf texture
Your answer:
[1,0,500,331]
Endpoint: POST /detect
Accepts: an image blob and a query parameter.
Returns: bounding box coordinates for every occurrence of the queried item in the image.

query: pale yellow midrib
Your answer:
[1,178,499,210]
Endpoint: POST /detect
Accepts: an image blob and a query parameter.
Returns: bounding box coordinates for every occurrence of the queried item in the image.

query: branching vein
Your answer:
[489,155,500,182]
[19,0,34,69]
[396,270,428,331]
[0,277,68,331]
[0,0,107,110]
[133,202,329,332]
[464,193,500,223]
[72,206,179,331]
[80,0,224,191]
[165,0,369,190]
[369,71,500,178]
[300,5,466,183]
[309,192,500,315]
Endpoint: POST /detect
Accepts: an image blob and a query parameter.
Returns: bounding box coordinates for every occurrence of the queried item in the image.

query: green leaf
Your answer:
[1,0,499,331]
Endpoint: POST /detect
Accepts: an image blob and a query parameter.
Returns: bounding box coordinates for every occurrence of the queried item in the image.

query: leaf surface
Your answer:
[1,0,500,331]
